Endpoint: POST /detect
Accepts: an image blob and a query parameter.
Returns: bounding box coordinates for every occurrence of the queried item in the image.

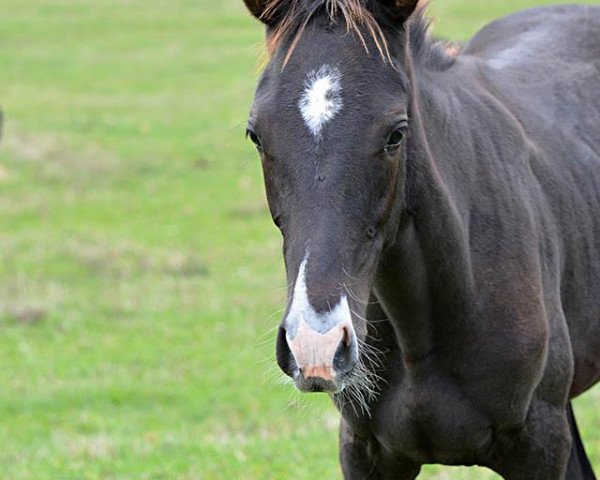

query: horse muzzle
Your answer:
[276,256,361,392]
[277,303,359,393]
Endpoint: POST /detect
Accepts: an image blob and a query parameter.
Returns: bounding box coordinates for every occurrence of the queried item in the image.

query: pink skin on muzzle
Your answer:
[287,316,354,381]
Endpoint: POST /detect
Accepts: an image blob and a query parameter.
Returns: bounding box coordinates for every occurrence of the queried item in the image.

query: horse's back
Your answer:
[461,4,600,138]
[463,4,600,68]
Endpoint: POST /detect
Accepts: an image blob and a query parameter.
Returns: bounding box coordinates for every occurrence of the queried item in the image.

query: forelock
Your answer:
[262,0,393,67]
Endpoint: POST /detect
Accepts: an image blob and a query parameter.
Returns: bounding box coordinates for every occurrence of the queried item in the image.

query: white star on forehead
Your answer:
[298,65,343,138]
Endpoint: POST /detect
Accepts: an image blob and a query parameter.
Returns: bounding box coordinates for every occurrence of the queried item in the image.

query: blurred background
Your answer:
[0,0,598,478]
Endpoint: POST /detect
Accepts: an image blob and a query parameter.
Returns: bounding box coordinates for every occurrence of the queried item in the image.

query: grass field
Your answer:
[0,0,598,478]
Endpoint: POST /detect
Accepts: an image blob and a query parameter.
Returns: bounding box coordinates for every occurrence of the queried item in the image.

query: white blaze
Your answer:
[284,255,359,381]
[298,65,343,138]
[285,256,352,339]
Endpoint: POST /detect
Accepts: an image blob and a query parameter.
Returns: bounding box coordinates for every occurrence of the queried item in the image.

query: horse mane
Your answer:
[260,0,458,69]
[407,13,461,70]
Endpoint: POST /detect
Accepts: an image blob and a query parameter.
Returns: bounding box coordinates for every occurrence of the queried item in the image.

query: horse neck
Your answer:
[374,54,476,361]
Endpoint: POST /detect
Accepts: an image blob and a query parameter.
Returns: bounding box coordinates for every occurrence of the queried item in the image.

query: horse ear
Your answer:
[243,0,268,22]
[242,0,280,26]
[372,0,420,24]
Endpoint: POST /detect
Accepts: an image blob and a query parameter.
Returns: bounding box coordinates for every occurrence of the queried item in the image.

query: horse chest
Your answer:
[371,373,493,464]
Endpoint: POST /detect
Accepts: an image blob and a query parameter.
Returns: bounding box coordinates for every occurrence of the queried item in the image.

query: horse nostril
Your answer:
[276,326,297,377]
[333,326,357,375]
[342,324,351,347]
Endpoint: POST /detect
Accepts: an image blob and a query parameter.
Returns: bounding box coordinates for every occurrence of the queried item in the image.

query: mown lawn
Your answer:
[0,0,598,478]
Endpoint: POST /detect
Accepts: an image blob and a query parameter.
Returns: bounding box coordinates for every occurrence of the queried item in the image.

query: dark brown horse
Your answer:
[241,1,600,478]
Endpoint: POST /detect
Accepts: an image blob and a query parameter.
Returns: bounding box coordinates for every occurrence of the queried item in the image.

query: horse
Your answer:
[240,0,600,478]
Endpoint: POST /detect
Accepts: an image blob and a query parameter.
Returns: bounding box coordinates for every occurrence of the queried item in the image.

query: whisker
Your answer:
[255,335,277,348]
[342,282,366,305]
[349,307,369,324]
[341,266,360,282]
[275,282,293,292]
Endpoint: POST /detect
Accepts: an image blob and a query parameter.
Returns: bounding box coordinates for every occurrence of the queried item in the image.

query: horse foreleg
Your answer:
[339,418,420,480]
[565,402,597,480]
[491,399,572,480]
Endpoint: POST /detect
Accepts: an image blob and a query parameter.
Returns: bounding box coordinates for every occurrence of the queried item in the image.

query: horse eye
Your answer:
[246,128,263,150]
[385,128,405,153]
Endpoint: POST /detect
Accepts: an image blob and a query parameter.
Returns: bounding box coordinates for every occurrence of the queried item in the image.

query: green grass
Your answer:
[0,0,598,478]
